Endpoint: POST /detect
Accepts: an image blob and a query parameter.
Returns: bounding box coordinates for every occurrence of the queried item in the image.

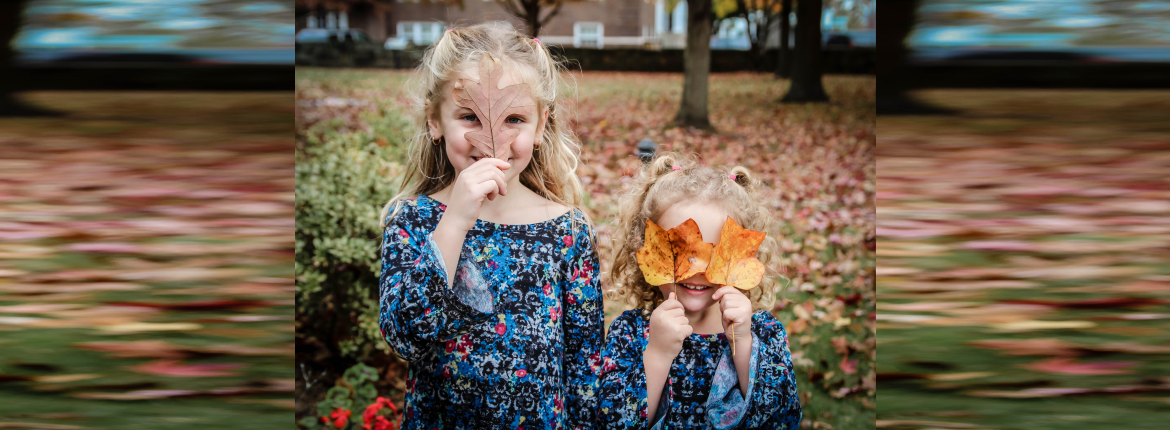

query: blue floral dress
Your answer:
[598,309,801,430]
[378,195,603,430]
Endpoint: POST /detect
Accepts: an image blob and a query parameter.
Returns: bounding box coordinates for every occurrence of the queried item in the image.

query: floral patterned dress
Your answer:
[378,195,603,430]
[598,309,802,430]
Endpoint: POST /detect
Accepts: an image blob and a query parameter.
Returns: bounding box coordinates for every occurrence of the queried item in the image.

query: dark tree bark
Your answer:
[498,0,565,38]
[774,0,793,78]
[0,0,60,117]
[781,0,827,103]
[675,0,713,129]
[876,0,952,114]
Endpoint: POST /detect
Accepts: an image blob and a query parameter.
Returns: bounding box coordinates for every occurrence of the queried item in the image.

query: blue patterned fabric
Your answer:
[378,195,603,430]
[598,309,802,430]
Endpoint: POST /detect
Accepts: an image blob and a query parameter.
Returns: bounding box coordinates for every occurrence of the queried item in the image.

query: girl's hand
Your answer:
[713,286,753,344]
[645,292,692,364]
[446,158,511,230]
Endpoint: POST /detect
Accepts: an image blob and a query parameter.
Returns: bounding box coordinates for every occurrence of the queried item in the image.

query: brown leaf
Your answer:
[1021,357,1137,375]
[127,359,245,378]
[452,53,535,159]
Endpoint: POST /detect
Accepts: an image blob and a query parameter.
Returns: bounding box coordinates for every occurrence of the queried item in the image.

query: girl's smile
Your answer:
[654,200,732,332]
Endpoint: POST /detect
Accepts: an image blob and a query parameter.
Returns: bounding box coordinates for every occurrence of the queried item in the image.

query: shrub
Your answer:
[295,109,411,362]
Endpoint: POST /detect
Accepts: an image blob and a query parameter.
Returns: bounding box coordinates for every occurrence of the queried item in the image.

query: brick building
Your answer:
[388,0,691,50]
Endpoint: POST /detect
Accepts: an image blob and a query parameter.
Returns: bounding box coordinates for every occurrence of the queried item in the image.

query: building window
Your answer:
[574,22,603,48]
[397,21,446,45]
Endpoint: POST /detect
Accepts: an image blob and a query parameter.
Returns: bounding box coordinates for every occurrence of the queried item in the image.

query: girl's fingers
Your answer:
[711,285,740,301]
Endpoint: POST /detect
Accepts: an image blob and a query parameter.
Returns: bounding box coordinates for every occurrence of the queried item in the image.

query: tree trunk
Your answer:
[0,0,58,117]
[774,0,793,78]
[876,0,951,114]
[781,0,828,103]
[525,1,541,37]
[675,0,713,129]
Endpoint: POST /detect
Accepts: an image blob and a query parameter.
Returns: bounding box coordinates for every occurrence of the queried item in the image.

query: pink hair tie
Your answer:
[671,165,681,171]
[446,29,453,34]
[728,174,737,180]
[532,38,541,45]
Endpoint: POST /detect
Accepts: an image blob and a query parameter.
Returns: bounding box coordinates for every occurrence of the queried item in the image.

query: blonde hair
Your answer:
[379,22,585,229]
[608,153,785,315]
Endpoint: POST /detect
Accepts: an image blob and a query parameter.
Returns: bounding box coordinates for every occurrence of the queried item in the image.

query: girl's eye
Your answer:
[506,116,524,124]
[461,114,479,122]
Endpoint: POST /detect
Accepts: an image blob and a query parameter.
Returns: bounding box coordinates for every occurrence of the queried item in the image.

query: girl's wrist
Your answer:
[643,346,673,366]
[437,211,475,233]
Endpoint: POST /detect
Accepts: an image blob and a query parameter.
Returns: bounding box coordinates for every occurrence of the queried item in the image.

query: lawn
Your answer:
[295,68,876,430]
[877,89,1170,430]
[0,92,294,429]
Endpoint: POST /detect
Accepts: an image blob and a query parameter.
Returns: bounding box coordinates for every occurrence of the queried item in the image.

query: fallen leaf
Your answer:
[1021,357,1137,375]
[96,323,202,333]
[127,359,245,377]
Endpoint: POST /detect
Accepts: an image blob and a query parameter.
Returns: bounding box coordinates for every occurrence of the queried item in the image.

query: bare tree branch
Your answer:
[538,1,564,27]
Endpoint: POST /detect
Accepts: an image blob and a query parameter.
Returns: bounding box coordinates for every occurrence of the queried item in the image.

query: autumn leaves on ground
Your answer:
[878,90,1170,430]
[295,68,876,430]
[0,93,293,429]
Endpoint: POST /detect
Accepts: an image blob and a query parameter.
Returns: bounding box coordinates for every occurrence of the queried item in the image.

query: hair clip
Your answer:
[532,38,541,45]
[671,165,681,171]
[728,173,737,180]
[445,29,453,34]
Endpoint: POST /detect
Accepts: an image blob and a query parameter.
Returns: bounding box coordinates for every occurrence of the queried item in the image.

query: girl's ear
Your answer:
[426,106,442,140]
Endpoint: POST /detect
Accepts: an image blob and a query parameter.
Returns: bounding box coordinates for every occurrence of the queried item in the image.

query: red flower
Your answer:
[398,228,409,238]
[563,235,573,246]
[542,283,551,296]
[424,307,432,316]
[442,367,452,379]
[516,369,527,378]
[329,408,351,428]
[550,306,559,322]
[567,294,576,305]
[495,322,507,335]
[445,339,456,353]
[362,397,399,430]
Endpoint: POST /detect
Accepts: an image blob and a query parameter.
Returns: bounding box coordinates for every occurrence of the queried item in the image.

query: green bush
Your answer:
[295,109,412,362]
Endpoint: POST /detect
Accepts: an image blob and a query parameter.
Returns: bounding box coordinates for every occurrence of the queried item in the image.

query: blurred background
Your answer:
[877,1,1170,429]
[0,1,292,429]
[295,1,874,430]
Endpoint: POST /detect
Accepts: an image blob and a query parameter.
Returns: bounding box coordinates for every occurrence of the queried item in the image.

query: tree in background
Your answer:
[676,0,714,129]
[0,0,59,117]
[781,0,828,102]
[774,0,793,78]
[495,0,584,38]
[716,0,785,71]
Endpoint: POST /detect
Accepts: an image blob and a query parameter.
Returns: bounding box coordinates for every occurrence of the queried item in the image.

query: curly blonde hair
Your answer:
[379,22,584,228]
[608,153,785,315]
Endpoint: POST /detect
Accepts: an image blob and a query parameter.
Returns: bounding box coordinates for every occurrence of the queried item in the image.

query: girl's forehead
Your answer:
[450,62,536,93]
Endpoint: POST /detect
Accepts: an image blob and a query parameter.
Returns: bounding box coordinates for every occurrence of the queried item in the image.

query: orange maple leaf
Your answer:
[668,219,714,281]
[636,219,675,286]
[706,216,766,290]
[452,54,536,159]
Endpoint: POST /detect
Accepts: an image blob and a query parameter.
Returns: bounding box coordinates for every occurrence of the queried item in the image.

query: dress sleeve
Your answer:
[704,311,802,430]
[597,311,653,430]
[561,217,605,430]
[377,202,497,362]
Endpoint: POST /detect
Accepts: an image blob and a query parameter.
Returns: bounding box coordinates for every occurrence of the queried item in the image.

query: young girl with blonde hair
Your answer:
[599,153,801,429]
[377,22,601,429]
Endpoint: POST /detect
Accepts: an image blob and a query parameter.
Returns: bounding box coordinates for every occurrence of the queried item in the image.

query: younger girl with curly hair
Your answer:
[599,153,801,429]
